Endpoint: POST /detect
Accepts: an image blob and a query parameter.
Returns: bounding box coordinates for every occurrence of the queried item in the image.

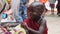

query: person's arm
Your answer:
[26,20,46,34]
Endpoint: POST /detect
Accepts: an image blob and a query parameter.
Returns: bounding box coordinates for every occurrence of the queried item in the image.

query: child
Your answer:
[21,1,48,34]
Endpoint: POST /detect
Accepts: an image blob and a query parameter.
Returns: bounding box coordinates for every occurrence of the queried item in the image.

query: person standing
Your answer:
[56,0,60,16]
[49,0,56,15]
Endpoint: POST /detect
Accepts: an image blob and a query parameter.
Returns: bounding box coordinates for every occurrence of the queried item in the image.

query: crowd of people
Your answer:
[0,0,60,34]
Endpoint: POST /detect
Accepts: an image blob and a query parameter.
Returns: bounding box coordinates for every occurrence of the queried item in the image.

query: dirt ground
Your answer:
[45,12,60,34]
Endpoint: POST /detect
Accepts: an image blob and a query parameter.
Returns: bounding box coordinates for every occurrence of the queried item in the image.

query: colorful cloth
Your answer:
[14,24,26,34]
[17,0,28,22]
[39,0,48,3]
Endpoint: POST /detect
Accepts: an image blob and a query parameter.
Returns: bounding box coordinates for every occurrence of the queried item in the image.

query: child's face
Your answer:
[29,10,41,21]
[28,4,44,21]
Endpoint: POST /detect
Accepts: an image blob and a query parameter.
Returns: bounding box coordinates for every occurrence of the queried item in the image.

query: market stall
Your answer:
[0,22,26,34]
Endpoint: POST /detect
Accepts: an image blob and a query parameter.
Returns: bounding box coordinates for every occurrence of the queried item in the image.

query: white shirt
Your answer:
[49,0,56,4]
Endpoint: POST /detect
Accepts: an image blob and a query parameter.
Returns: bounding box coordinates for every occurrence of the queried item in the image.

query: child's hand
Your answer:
[21,22,28,29]
[18,31,24,34]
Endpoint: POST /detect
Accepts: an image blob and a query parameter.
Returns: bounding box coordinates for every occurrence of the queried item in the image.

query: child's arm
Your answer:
[27,21,46,34]
[21,20,46,34]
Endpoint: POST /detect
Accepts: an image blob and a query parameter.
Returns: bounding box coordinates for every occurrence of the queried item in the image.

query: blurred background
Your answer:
[0,0,60,34]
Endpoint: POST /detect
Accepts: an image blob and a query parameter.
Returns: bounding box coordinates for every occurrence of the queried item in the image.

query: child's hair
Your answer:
[27,2,45,14]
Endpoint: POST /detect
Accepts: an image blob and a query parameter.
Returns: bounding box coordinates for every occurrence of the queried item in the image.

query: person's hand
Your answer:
[6,23,12,26]
[21,22,28,29]
[18,31,24,34]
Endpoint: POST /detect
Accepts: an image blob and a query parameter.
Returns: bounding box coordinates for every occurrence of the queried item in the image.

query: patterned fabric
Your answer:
[17,0,28,22]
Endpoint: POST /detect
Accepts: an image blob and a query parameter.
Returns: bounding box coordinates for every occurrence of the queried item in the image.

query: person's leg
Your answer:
[57,7,60,16]
[50,4,55,15]
[51,8,54,15]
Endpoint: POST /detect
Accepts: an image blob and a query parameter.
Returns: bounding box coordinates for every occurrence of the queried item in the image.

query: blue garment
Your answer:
[21,0,28,5]
[14,14,23,22]
[14,5,27,22]
[14,0,28,22]
[19,5,27,20]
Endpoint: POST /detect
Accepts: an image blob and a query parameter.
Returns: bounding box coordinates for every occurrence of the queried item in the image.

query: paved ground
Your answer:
[45,12,60,34]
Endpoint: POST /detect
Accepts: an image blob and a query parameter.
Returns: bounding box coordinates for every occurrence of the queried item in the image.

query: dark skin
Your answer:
[21,12,46,34]
[21,5,46,34]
